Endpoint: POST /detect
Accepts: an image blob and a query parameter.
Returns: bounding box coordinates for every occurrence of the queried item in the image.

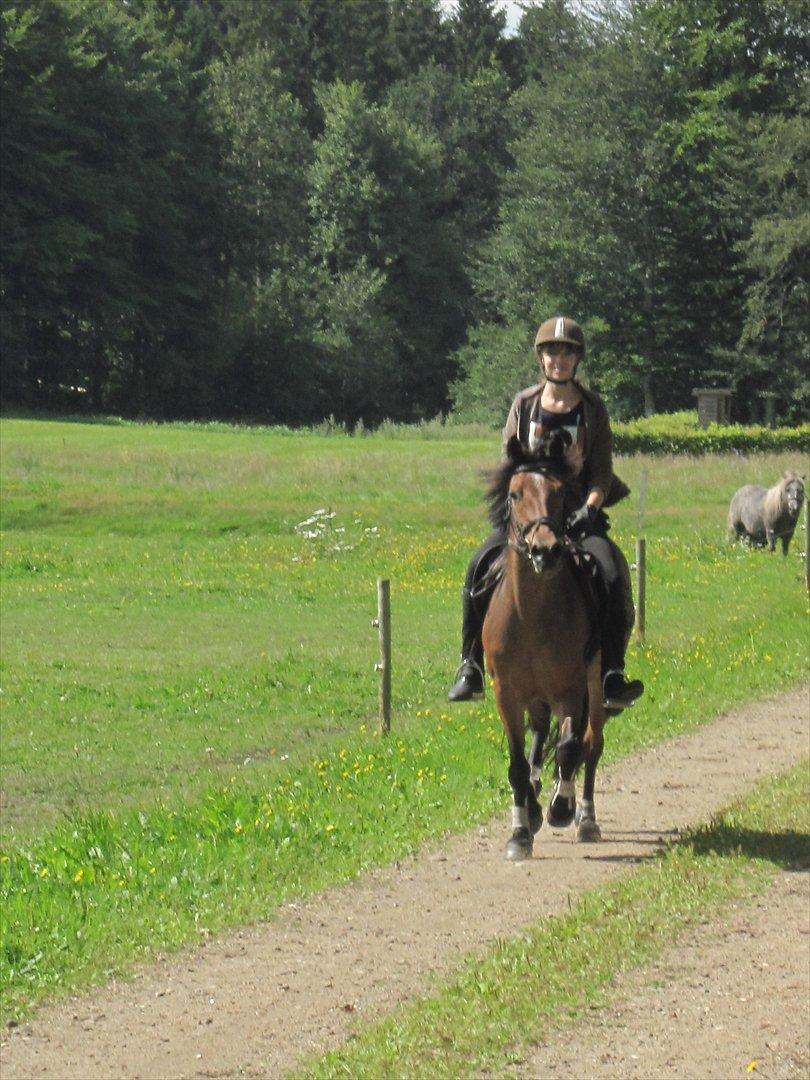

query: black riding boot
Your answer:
[447,587,486,701]
[600,601,644,709]
[579,535,644,710]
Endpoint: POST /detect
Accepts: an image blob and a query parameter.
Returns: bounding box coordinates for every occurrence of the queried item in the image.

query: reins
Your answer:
[508,513,562,557]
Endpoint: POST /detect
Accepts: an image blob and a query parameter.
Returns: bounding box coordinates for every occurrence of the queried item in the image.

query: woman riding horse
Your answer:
[448,315,644,710]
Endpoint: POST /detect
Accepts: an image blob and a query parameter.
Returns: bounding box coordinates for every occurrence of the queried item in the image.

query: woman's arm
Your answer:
[501,394,522,457]
[585,393,614,501]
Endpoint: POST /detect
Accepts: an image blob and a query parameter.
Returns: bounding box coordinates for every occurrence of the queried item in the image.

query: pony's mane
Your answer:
[486,435,575,528]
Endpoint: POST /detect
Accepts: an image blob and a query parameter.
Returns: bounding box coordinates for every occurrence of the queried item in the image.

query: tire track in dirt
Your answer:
[1,685,807,1080]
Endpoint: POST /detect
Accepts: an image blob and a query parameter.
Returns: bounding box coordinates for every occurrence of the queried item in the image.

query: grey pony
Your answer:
[728,471,805,555]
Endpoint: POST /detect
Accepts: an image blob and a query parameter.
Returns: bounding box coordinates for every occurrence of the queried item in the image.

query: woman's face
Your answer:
[539,342,579,382]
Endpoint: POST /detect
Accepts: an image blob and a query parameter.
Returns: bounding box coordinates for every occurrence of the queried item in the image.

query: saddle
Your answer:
[471,538,604,666]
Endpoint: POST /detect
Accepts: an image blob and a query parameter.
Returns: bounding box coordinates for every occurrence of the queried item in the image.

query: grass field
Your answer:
[0,415,807,1019]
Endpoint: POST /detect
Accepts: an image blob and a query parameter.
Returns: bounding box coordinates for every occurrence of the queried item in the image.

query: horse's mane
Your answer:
[486,432,576,528]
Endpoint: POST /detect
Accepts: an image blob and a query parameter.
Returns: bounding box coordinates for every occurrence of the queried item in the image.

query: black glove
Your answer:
[566,503,598,538]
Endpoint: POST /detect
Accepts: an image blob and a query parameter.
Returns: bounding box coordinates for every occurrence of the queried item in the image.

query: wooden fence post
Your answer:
[635,537,646,644]
[636,466,648,534]
[372,578,391,734]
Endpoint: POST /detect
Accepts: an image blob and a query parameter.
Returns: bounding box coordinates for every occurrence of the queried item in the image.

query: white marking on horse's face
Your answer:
[786,483,804,514]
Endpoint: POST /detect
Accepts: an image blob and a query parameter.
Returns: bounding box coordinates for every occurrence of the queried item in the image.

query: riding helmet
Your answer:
[535,316,586,354]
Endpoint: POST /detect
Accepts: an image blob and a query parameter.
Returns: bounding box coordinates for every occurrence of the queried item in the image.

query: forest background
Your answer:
[1,0,807,426]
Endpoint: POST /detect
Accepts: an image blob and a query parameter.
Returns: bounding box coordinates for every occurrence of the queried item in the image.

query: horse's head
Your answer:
[782,471,805,517]
[489,433,574,573]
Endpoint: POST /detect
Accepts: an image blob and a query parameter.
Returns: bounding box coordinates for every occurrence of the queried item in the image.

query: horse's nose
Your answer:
[530,540,562,570]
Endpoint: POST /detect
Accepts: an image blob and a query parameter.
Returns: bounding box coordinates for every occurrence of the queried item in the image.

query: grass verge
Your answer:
[294,760,810,1079]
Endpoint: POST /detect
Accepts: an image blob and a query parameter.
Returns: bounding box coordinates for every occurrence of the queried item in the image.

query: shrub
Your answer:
[612,412,810,455]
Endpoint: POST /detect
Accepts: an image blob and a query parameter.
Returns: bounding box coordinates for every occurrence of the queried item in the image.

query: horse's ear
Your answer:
[505,435,524,464]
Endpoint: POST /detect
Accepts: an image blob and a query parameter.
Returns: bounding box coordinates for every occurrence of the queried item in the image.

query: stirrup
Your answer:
[448,659,485,702]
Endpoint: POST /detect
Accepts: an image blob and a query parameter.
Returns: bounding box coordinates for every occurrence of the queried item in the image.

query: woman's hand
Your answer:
[566,503,598,538]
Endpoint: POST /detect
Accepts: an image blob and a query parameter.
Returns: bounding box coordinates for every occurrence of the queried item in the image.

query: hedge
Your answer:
[612,412,810,455]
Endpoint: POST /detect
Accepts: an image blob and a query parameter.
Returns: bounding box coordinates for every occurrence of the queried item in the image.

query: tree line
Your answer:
[1,0,807,425]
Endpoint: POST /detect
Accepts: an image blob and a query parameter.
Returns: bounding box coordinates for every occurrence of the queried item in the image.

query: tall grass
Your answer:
[0,417,806,1019]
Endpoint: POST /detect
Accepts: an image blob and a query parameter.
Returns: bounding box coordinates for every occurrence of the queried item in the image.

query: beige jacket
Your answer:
[501,381,629,507]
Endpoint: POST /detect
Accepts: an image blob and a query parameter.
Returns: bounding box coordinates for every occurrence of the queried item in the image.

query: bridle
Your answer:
[506,465,568,571]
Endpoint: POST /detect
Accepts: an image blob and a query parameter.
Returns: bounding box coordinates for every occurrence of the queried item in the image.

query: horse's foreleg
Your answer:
[495,682,533,861]
[547,692,587,829]
[576,709,605,843]
[526,703,550,835]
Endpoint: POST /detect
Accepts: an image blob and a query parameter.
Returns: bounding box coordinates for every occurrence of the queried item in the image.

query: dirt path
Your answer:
[2,686,808,1080]
[521,867,809,1080]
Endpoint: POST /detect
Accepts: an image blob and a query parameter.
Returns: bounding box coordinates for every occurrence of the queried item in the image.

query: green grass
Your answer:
[295,761,810,1079]
[0,416,807,1020]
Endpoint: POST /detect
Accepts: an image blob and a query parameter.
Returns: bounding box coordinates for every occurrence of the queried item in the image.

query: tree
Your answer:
[446,0,508,75]
[636,0,810,420]
[733,100,809,422]
[513,0,588,84]
[453,0,810,419]
[0,0,225,415]
[387,0,451,79]
[449,320,537,423]
[471,7,691,416]
[387,61,513,256]
[206,49,316,421]
[310,81,466,422]
[218,0,441,125]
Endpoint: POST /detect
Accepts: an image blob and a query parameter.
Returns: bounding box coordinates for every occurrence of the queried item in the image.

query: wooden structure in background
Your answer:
[692,387,733,428]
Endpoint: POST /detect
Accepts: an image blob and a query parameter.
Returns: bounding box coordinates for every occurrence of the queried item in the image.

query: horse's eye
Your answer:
[509,491,519,502]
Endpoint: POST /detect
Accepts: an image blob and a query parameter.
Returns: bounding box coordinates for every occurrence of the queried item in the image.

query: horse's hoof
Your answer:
[505,827,533,861]
[546,799,576,829]
[576,819,602,843]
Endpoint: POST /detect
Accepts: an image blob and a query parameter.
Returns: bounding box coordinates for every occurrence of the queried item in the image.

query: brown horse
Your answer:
[482,433,615,860]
